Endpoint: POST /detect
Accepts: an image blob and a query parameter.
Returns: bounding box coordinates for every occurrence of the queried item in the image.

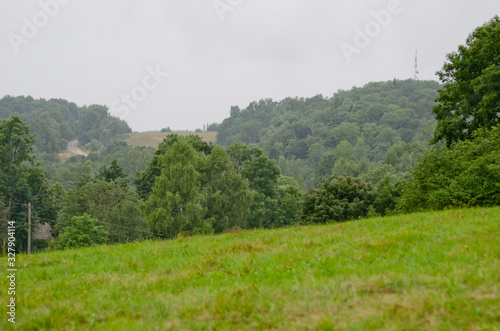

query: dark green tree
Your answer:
[299,176,375,224]
[0,116,35,211]
[57,176,145,244]
[98,159,127,185]
[53,214,108,250]
[275,185,302,227]
[199,146,253,233]
[135,134,212,200]
[0,116,60,252]
[227,143,281,228]
[141,141,210,236]
[432,16,500,146]
[399,126,500,212]
[142,141,253,236]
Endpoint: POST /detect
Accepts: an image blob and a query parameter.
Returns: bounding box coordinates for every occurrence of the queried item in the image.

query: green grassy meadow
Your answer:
[3,207,500,330]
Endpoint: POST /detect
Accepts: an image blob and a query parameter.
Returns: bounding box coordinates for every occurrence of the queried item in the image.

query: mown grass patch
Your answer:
[3,207,500,330]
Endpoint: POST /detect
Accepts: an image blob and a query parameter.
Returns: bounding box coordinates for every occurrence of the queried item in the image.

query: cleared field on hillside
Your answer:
[115,131,218,148]
[7,208,500,330]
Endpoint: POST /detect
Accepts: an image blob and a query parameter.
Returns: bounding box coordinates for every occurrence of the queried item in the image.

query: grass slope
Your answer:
[114,131,218,148]
[4,208,500,330]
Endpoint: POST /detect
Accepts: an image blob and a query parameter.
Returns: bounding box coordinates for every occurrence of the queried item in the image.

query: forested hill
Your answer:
[0,96,131,154]
[217,79,441,188]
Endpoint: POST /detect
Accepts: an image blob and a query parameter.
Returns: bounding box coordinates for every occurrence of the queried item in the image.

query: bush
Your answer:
[399,126,500,212]
[299,176,375,224]
[274,185,302,227]
[53,214,108,250]
[361,164,407,215]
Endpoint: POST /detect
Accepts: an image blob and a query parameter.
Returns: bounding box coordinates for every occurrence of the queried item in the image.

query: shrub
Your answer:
[399,126,500,212]
[299,176,375,224]
[53,214,108,250]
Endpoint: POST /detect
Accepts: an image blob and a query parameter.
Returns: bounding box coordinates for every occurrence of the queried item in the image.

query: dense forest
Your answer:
[0,96,131,155]
[0,96,153,188]
[217,79,441,189]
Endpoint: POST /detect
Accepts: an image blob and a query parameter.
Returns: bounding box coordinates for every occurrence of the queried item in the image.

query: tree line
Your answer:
[1,16,498,252]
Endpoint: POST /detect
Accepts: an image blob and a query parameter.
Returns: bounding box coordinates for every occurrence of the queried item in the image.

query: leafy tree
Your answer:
[57,167,145,243]
[308,143,327,166]
[299,176,375,224]
[399,126,500,212]
[227,143,281,228]
[330,122,360,145]
[278,175,301,189]
[0,115,35,211]
[207,123,219,131]
[53,214,108,250]
[382,142,431,172]
[332,158,372,178]
[73,160,94,183]
[432,16,500,146]
[275,185,302,227]
[86,139,102,152]
[135,134,212,200]
[285,139,310,159]
[334,141,357,162]
[372,174,405,215]
[97,159,127,185]
[291,121,312,140]
[142,141,253,237]
[199,146,253,233]
[142,141,211,236]
[316,151,336,181]
[0,116,60,252]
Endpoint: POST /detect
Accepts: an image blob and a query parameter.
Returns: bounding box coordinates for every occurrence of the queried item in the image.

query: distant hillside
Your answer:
[217,79,441,188]
[0,96,131,155]
[115,131,218,148]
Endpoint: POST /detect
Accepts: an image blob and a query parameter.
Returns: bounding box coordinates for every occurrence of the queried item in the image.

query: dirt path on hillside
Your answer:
[68,140,88,157]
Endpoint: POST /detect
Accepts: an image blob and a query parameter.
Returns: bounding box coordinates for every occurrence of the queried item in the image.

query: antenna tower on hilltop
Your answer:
[414,50,419,80]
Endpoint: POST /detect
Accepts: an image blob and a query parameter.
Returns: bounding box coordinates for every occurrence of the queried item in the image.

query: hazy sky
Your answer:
[1,1,498,131]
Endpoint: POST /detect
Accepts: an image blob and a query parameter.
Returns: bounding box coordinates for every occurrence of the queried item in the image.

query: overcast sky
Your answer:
[0,1,498,131]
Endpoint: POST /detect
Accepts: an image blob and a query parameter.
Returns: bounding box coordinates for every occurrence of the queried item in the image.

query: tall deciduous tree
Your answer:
[142,141,210,236]
[135,134,212,200]
[57,167,146,244]
[432,16,500,146]
[0,116,34,212]
[227,142,281,228]
[0,116,60,252]
[200,146,253,233]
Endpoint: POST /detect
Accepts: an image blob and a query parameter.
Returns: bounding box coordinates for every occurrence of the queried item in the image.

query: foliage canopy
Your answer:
[432,16,500,146]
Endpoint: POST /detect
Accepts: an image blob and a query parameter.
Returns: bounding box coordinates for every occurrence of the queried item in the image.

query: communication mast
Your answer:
[414,50,419,80]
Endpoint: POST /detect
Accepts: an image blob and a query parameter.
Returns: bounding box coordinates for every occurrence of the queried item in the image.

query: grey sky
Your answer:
[0,0,498,131]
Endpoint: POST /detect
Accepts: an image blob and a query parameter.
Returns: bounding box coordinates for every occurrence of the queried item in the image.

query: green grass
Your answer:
[114,131,218,148]
[3,207,500,330]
